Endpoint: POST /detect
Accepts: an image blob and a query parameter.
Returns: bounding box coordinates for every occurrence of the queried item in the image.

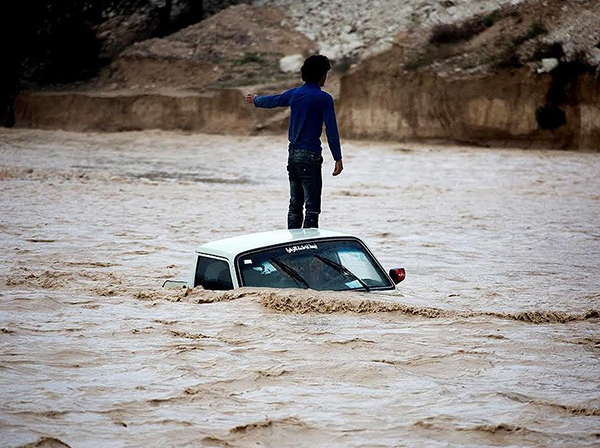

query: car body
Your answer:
[163,229,405,292]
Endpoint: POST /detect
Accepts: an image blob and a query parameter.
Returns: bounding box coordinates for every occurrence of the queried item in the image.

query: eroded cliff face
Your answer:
[14,89,289,134]
[338,0,600,151]
[9,0,600,148]
[338,46,600,150]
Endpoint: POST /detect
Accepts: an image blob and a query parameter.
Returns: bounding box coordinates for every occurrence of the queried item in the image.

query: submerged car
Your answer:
[163,229,405,292]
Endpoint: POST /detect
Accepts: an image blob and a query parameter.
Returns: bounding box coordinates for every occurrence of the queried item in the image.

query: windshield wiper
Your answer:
[268,258,310,289]
[313,254,371,292]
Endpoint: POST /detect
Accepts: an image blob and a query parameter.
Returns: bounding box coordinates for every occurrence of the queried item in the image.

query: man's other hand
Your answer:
[245,93,257,104]
[332,159,344,176]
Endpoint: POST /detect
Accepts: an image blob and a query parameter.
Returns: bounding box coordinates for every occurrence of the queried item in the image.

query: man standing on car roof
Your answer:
[245,54,343,229]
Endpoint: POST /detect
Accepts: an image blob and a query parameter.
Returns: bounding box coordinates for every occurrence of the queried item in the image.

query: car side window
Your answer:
[194,256,233,290]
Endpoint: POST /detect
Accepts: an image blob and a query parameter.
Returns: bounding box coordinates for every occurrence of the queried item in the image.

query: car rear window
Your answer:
[195,256,233,290]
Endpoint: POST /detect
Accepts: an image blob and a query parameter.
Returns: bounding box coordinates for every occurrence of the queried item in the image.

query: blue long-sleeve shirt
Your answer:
[254,83,342,161]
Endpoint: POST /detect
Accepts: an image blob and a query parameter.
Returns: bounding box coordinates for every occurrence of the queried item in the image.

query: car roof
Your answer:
[196,228,352,260]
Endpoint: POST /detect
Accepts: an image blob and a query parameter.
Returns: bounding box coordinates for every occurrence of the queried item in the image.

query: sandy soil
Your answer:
[0,129,599,447]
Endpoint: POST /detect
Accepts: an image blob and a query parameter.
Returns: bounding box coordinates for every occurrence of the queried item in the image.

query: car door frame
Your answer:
[191,252,238,289]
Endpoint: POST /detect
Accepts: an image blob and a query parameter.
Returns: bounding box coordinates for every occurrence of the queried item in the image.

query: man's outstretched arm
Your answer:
[323,95,343,176]
[245,88,296,109]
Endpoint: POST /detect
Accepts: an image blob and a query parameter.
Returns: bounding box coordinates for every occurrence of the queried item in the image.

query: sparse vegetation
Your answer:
[429,10,501,45]
[430,22,482,44]
[533,42,564,60]
[233,53,266,65]
[495,52,523,69]
[512,22,548,47]
[494,21,550,69]
[482,10,501,28]
[333,55,358,74]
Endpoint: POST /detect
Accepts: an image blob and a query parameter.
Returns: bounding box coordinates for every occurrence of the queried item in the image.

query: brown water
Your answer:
[1,129,599,448]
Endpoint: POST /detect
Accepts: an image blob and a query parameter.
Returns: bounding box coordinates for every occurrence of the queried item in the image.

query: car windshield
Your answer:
[238,239,393,291]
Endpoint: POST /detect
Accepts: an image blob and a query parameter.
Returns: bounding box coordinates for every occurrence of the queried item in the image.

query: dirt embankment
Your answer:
[11,0,600,149]
[100,4,315,91]
[14,4,315,134]
[338,0,600,150]
[339,58,600,149]
[15,89,261,134]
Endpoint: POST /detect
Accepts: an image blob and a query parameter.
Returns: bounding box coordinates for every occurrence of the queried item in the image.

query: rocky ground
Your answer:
[98,4,316,91]
[334,0,600,149]
[11,0,600,93]
[66,0,539,93]
[9,0,600,149]
[400,0,600,76]
[253,0,527,62]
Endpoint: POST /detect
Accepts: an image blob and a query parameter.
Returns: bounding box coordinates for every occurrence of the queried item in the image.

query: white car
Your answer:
[163,229,405,292]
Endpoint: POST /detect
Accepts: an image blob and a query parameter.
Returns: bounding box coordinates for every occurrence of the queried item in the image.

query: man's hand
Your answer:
[332,159,344,176]
[245,93,257,104]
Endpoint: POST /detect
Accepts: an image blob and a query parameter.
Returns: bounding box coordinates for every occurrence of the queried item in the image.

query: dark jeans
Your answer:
[287,148,323,229]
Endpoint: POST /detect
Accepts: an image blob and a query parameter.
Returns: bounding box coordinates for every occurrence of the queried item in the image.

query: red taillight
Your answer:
[389,268,406,284]
[396,268,406,282]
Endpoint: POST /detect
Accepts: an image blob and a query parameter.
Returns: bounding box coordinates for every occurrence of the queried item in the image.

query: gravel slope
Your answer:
[254,0,526,60]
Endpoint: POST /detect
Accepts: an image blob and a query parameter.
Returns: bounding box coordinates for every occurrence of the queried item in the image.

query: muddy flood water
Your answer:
[1,129,599,448]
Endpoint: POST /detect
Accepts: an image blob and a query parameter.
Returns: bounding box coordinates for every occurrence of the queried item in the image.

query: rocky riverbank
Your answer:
[338,0,600,149]
[9,0,600,149]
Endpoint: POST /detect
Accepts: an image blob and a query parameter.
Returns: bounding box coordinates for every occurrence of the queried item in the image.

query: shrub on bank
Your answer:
[429,10,501,45]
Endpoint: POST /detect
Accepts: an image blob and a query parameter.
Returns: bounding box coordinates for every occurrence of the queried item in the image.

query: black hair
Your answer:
[301,55,331,83]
